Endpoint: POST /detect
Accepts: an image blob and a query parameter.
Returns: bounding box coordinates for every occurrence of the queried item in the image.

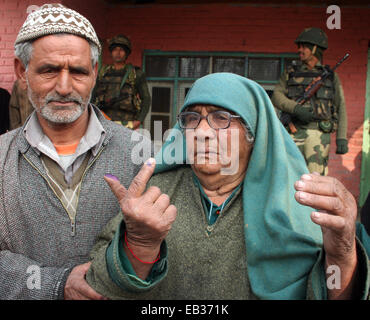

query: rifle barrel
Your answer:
[284,53,349,130]
[332,53,350,72]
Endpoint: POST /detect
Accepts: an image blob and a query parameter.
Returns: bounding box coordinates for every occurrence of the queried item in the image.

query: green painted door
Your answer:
[360,48,370,208]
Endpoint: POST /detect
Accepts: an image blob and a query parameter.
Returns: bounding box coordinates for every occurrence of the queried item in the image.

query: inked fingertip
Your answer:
[146,157,156,167]
[104,174,119,181]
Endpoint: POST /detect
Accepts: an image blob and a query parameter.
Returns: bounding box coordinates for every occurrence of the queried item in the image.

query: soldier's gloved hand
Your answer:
[293,105,315,124]
[336,139,348,154]
[279,112,292,126]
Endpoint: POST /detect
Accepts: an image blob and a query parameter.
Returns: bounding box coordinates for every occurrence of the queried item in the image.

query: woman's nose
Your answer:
[195,116,217,139]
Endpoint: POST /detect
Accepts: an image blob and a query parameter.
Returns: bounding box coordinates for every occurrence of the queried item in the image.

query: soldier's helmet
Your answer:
[294,27,328,50]
[108,34,132,55]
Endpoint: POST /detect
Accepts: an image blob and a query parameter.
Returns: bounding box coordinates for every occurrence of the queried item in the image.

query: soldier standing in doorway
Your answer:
[271,27,348,175]
[93,35,151,130]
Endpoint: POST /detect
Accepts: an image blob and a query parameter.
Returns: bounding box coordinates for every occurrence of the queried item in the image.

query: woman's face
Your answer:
[184,105,253,178]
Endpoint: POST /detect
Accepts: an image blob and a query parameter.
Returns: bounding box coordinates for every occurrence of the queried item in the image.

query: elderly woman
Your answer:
[86,73,369,300]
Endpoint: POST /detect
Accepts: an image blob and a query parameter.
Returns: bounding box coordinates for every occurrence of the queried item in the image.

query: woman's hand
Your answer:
[294,173,358,299]
[104,158,177,279]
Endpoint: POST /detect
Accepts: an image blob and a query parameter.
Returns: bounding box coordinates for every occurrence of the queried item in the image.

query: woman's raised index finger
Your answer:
[128,158,156,197]
[104,174,128,202]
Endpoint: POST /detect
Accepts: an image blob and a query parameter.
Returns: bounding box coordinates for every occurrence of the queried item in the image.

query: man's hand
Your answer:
[294,173,358,299]
[64,262,107,300]
[104,158,177,279]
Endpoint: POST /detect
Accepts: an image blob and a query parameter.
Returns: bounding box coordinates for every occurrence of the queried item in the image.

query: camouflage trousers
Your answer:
[290,127,331,176]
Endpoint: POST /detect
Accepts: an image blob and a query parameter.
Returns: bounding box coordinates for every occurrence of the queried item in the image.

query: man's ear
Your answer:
[14,58,27,90]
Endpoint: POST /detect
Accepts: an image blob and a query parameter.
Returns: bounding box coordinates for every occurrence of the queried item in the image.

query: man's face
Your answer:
[25,34,97,124]
[297,43,314,63]
[111,46,127,64]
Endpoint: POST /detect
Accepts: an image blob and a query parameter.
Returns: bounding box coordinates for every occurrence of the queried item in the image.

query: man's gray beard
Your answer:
[28,87,91,124]
[39,102,86,124]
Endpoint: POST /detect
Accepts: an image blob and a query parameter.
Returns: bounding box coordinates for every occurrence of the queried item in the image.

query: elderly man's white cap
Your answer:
[15,3,101,53]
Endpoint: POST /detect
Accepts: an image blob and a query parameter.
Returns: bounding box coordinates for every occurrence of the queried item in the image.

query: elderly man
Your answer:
[0,4,151,299]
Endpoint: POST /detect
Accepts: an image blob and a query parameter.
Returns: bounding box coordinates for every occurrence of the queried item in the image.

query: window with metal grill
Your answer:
[142,51,297,138]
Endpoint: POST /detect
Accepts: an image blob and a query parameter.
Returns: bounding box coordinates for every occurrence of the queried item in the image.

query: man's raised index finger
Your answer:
[128,158,156,197]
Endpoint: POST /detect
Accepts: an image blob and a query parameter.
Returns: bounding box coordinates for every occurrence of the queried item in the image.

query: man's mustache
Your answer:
[45,93,84,105]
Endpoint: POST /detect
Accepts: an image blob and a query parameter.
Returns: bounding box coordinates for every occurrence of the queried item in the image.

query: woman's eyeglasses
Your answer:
[177,111,241,129]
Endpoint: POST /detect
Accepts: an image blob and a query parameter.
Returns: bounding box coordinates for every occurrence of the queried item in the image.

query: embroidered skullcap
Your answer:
[15,3,101,53]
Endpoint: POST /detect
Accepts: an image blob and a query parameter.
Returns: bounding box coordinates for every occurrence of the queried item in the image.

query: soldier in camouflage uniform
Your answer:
[271,27,348,175]
[93,35,151,130]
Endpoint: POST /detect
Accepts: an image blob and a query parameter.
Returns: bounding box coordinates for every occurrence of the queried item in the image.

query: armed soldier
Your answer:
[93,35,151,130]
[271,27,348,175]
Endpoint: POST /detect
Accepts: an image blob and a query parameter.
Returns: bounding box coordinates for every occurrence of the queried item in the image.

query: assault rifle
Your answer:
[282,53,349,133]
[101,92,133,109]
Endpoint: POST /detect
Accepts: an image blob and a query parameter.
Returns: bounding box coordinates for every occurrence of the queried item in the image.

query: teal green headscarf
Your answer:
[154,72,323,299]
